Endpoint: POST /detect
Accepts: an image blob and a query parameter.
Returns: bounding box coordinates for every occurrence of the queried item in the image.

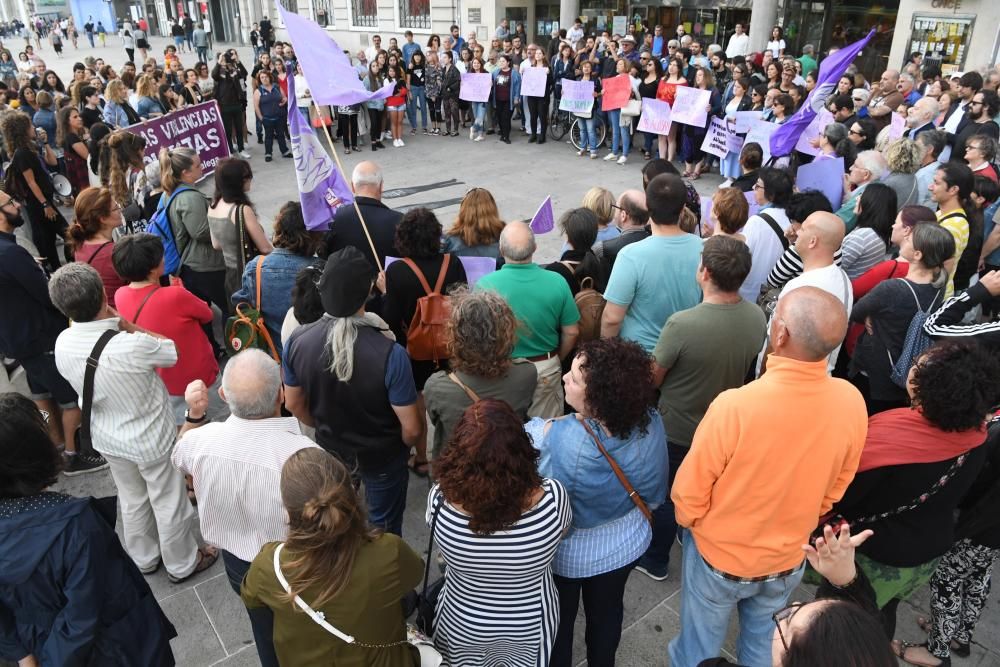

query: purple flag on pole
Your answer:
[287,74,354,231]
[769,29,874,158]
[530,196,555,235]
[277,3,394,106]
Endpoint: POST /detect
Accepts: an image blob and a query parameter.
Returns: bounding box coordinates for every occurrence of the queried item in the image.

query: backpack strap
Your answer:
[85,241,113,265]
[432,253,451,293]
[758,212,789,251]
[131,286,161,324]
[401,257,434,295]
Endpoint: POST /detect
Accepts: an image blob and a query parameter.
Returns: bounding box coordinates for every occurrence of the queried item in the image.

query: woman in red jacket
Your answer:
[384,64,408,147]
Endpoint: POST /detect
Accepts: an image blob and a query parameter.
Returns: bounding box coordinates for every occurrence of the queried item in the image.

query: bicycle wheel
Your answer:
[594,121,607,149]
[549,111,570,141]
[570,119,583,151]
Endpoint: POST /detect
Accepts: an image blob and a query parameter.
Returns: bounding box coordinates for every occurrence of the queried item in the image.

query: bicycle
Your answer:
[548,107,572,141]
[569,114,607,152]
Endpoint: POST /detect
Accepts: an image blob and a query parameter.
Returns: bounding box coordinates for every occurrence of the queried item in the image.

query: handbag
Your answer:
[225,255,279,360]
[621,99,641,118]
[414,498,445,636]
[271,543,442,667]
[73,329,120,455]
[580,419,653,525]
[236,204,260,275]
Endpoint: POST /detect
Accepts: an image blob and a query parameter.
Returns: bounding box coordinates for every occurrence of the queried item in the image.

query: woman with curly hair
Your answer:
[441,187,505,259]
[424,289,537,460]
[527,338,668,667]
[105,129,149,233]
[834,340,1000,649]
[428,398,572,667]
[240,447,423,666]
[102,79,140,128]
[16,84,37,116]
[56,106,90,196]
[883,138,924,210]
[383,207,467,475]
[1,109,61,271]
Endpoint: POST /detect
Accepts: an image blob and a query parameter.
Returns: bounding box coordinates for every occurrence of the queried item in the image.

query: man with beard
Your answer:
[952,90,1000,164]
[0,191,107,475]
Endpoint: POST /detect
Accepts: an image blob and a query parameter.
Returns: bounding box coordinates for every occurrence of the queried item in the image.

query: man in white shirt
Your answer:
[173,349,317,667]
[739,168,794,303]
[364,33,382,64]
[777,212,852,372]
[49,263,209,583]
[567,20,585,47]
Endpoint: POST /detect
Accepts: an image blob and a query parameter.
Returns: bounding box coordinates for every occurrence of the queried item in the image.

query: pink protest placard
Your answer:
[794,109,835,156]
[636,98,672,135]
[521,67,549,97]
[888,112,906,140]
[601,74,631,111]
[700,117,730,158]
[733,110,760,133]
[558,79,595,113]
[459,73,492,102]
[670,86,711,127]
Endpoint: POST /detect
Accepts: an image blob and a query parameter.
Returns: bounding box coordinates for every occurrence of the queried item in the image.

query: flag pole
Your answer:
[310,100,385,279]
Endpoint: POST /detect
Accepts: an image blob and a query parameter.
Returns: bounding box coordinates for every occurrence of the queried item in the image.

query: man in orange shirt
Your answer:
[668,286,868,666]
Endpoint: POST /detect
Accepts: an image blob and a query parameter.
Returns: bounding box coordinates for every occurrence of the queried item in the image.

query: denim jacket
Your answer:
[32,109,56,147]
[491,67,521,110]
[231,249,314,357]
[530,411,668,529]
[103,100,130,128]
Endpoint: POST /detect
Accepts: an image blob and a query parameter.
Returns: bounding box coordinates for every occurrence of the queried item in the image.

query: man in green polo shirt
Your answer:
[797,44,817,77]
[476,221,580,418]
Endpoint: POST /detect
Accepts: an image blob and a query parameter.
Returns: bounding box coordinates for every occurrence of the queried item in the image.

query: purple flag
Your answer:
[530,196,555,235]
[769,30,874,158]
[287,74,354,231]
[277,3,394,106]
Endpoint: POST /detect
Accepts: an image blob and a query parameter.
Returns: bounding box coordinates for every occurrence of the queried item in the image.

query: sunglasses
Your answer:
[849,129,864,136]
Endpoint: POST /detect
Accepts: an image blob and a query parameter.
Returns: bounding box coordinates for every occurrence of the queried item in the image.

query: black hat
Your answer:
[319,247,377,317]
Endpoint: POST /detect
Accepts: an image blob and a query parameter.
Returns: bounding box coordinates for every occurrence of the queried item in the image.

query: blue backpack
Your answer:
[147,186,193,275]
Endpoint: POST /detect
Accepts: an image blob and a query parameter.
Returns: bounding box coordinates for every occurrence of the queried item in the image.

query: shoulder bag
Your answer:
[225,255,279,360]
[73,329,120,455]
[754,212,790,317]
[447,372,481,402]
[85,240,113,264]
[271,542,443,666]
[130,286,161,324]
[236,204,260,276]
[580,419,653,526]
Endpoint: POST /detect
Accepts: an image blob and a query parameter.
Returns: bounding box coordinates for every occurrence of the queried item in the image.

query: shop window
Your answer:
[398,0,430,30]
[909,15,973,73]
[351,0,378,27]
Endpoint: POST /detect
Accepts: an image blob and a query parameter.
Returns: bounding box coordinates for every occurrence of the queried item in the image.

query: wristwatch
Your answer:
[184,410,208,424]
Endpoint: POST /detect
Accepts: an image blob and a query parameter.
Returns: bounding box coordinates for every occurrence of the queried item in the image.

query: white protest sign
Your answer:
[636,98,672,135]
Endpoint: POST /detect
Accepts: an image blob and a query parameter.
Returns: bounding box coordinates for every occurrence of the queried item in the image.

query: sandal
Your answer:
[892,640,947,667]
[168,546,219,584]
[916,618,969,657]
[408,454,430,478]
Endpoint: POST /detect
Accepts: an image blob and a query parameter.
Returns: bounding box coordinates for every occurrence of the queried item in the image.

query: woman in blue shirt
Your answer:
[527,338,668,667]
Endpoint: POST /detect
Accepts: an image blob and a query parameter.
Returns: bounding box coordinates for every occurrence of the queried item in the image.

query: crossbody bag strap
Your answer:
[447,372,481,402]
[86,241,113,265]
[254,255,280,361]
[852,453,970,526]
[758,212,789,251]
[401,257,434,295]
[131,286,161,324]
[422,498,444,599]
[579,419,653,525]
[79,329,121,449]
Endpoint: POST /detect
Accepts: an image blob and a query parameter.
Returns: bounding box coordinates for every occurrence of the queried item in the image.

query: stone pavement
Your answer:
[15,38,1000,667]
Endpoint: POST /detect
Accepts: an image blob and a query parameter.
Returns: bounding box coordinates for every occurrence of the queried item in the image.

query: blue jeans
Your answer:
[609,108,631,156]
[222,550,280,667]
[578,116,598,153]
[361,459,409,536]
[196,46,208,63]
[406,85,428,129]
[472,101,487,134]
[642,441,688,568]
[668,532,805,667]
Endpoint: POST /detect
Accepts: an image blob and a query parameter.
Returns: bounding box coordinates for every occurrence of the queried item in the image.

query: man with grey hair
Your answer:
[172,349,317,667]
[797,43,817,77]
[915,130,947,207]
[837,149,889,230]
[327,160,401,278]
[49,262,213,583]
[477,221,580,418]
[906,96,940,139]
[897,71,921,105]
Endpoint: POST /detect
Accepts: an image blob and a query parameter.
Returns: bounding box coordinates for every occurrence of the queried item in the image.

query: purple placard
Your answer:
[797,156,845,210]
[128,101,230,175]
[670,86,711,127]
[386,255,496,286]
[459,73,492,102]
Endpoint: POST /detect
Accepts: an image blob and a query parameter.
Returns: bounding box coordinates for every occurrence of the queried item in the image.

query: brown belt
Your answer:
[525,350,557,362]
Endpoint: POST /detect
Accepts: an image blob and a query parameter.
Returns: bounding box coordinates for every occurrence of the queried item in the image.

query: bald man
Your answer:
[477,222,580,418]
[777,212,852,372]
[669,285,867,666]
[327,160,401,281]
[597,189,650,270]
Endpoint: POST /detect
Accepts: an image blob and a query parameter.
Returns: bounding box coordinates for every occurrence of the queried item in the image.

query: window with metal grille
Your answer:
[398,0,430,30]
[314,0,331,26]
[351,0,378,27]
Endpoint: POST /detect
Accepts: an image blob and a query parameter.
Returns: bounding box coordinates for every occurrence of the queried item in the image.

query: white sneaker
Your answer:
[577,149,587,156]
[590,152,598,159]
[720,179,733,188]
[469,126,475,140]
[392,139,399,147]
[604,153,618,161]
[384,131,393,140]
[239,150,251,159]
[397,138,405,147]
[474,135,484,142]
[617,155,628,165]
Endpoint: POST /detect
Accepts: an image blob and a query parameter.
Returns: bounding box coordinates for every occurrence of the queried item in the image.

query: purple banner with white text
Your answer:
[127,100,230,175]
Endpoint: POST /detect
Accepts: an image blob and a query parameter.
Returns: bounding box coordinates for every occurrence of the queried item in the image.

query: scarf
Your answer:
[857,407,986,473]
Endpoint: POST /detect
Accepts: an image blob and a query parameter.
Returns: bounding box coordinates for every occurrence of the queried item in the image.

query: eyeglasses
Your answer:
[773,603,805,651]
[970,101,984,107]
[752,182,764,190]
[849,128,863,136]
[967,144,982,151]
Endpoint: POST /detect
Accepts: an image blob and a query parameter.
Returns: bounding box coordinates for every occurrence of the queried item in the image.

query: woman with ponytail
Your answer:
[86,122,111,188]
[65,187,126,307]
[850,223,955,414]
[815,122,857,171]
[240,447,424,666]
[106,129,149,233]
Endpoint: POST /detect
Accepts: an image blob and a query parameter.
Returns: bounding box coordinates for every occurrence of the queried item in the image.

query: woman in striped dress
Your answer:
[427,399,572,667]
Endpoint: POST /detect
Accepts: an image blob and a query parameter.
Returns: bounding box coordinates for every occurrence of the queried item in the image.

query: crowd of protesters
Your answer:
[2,15,1000,667]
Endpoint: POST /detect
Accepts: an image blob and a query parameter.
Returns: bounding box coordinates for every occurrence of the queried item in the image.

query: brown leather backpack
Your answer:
[402,255,452,362]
